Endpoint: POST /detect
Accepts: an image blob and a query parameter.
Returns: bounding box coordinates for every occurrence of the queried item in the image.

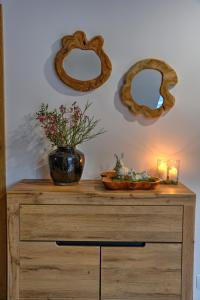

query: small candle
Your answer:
[168,166,178,182]
[157,160,168,180]
[167,160,180,184]
[157,158,180,184]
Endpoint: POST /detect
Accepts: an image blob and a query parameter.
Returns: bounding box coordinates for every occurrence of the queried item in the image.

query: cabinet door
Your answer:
[101,243,181,300]
[19,243,100,300]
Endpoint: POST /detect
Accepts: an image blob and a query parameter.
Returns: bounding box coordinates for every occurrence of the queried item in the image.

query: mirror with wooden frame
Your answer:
[55,31,112,92]
[121,58,178,118]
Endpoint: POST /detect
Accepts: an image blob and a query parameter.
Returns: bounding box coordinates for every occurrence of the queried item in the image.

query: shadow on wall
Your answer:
[44,38,168,126]
[7,114,51,184]
[44,38,92,97]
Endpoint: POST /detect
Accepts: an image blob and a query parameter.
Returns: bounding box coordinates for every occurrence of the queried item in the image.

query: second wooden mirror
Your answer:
[121,58,178,118]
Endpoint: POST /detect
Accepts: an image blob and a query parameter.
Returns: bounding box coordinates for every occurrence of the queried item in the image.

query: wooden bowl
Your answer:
[101,171,160,190]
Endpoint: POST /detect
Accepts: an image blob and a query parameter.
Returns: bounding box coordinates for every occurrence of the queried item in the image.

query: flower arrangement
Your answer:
[35,101,105,148]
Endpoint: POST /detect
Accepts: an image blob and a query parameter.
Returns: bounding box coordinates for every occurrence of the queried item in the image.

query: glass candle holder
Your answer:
[157,159,168,181]
[167,159,180,184]
[157,159,180,184]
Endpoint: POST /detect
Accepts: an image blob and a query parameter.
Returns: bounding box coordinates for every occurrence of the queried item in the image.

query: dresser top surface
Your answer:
[7,179,195,198]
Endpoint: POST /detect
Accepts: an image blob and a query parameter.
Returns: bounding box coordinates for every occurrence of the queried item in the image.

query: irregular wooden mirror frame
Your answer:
[55,31,112,92]
[121,58,178,118]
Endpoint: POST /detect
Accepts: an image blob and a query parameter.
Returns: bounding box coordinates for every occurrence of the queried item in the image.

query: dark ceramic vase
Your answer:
[48,146,85,185]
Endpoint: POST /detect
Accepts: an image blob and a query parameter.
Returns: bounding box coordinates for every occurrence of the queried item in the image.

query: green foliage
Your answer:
[111,176,157,183]
[35,101,105,147]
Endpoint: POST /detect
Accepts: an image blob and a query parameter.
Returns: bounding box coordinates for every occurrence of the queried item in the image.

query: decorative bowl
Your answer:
[101,171,160,190]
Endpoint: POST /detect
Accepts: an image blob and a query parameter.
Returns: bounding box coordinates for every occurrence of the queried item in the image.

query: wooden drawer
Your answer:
[101,243,182,300]
[19,243,99,300]
[20,205,183,242]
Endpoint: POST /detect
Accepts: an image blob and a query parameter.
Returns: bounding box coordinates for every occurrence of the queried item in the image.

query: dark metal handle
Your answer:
[56,241,146,247]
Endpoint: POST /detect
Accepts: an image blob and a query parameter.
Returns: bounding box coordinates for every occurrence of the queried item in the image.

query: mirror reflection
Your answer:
[131,69,163,109]
[63,49,101,81]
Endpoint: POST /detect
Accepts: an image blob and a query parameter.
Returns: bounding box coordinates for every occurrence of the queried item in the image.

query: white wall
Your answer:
[2,0,200,298]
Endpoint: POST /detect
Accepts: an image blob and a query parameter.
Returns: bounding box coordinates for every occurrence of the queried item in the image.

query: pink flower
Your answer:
[35,101,103,148]
[59,105,66,114]
[36,115,47,123]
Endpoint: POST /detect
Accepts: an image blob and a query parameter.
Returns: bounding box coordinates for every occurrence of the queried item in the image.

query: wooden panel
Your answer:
[182,204,195,300]
[9,191,196,207]
[7,200,20,300]
[8,179,195,199]
[7,180,195,300]
[101,243,182,300]
[0,194,6,300]
[20,205,183,242]
[19,243,100,300]
[0,4,6,300]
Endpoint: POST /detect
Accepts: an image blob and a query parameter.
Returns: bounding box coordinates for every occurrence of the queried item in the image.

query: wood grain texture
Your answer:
[20,204,183,242]
[7,180,195,300]
[182,204,195,300]
[101,244,182,300]
[101,170,160,190]
[0,5,5,193]
[8,179,195,198]
[7,180,195,210]
[19,243,100,299]
[7,200,20,300]
[55,31,112,91]
[7,180,196,210]
[0,5,6,300]
[121,58,178,118]
[0,194,6,300]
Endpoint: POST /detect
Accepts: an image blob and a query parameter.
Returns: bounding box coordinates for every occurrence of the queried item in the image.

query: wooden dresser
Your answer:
[7,180,195,300]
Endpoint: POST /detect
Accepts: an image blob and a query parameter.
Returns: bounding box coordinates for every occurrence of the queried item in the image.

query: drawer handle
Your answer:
[56,241,146,247]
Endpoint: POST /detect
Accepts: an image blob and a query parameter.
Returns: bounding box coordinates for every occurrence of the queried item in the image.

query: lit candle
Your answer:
[157,160,168,180]
[168,166,178,182]
[157,158,180,184]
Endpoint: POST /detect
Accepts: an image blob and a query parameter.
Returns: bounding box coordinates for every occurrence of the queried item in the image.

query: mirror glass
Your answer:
[131,69,163,109]
[63,49,101,81]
